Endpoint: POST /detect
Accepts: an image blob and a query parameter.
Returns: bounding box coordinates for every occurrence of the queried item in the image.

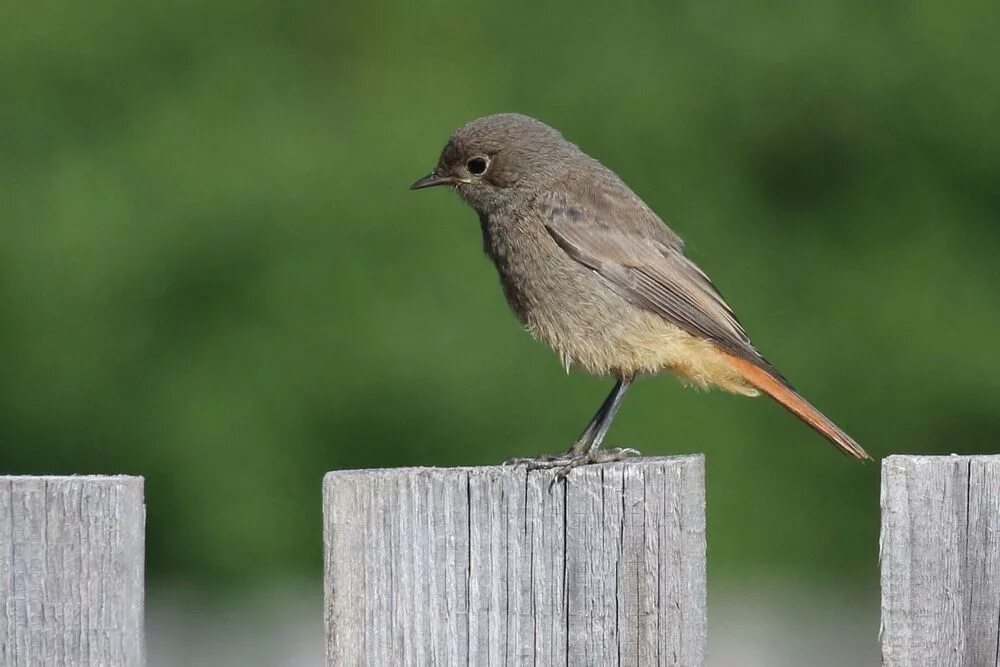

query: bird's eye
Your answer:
[466,156,488,176]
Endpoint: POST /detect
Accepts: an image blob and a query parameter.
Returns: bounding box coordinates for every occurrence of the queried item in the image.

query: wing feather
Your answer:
[540,191,783,379]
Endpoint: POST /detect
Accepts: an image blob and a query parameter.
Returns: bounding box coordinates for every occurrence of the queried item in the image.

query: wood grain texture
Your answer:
[880,455,1000,667]
[0,476,145,667]
[324,456,706,666]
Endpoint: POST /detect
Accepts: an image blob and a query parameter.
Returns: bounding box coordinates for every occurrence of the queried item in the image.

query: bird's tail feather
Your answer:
[721,352,871,461]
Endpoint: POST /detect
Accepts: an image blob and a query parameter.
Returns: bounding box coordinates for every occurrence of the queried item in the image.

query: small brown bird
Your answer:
[412,113,870,474]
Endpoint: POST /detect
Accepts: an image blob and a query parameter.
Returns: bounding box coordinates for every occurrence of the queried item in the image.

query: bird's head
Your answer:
[411,113,578,213]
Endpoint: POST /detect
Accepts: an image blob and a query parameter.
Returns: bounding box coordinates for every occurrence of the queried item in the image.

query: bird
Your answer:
[411,113,870,476]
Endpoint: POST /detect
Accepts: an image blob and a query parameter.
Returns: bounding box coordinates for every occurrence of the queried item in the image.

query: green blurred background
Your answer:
[2,0,998,662]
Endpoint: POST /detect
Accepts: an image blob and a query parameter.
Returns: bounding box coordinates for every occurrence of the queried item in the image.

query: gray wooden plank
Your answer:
[0,476,145,667]
[324,456,706,666]
[880,455,1000,667]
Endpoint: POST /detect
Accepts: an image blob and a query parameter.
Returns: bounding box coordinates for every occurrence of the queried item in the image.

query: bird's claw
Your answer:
[504,447,642,488]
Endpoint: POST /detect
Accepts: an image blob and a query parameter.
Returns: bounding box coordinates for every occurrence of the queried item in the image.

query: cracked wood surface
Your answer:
[0,476,146,666]
[880,455,1000,667]
[323,456,706,666]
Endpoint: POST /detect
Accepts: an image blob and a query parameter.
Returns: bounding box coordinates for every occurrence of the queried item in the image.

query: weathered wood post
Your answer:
[880,455,1000,666]
[323,456,706,666]
[0,476,145,667]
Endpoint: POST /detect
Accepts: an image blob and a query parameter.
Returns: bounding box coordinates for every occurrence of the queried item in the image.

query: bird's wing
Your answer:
[539,190,782,377]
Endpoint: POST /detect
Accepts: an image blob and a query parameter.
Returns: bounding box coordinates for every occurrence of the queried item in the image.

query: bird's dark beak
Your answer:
[410,172,455,190]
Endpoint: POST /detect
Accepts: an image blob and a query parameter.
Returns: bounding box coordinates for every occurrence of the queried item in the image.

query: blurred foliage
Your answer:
[1,0,998,590]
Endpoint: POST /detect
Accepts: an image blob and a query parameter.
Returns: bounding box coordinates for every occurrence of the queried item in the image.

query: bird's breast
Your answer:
[479,212,577,327]
[479,212,642,372]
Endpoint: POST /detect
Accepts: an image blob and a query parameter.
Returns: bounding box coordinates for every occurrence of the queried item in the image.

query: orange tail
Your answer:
[721,352,871,461]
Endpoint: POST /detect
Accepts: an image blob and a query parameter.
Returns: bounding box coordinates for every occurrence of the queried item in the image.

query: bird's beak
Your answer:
[410,171,455,190]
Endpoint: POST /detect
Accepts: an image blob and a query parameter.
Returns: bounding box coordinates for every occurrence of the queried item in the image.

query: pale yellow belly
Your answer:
[528,308,759,396]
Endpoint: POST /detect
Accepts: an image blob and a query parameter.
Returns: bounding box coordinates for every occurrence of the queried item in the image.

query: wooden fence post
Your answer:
[0,476,145,667]
[880,455,1000,666]
[323,456,706,666]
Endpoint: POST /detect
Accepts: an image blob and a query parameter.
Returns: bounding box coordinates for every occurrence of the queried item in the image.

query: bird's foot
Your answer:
[504,447,641,486]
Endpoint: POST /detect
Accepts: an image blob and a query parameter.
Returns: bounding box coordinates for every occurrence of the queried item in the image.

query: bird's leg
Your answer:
[584,376,632,454]
[505,379,622,464]
[566,378,625,456]
[504,377,640,477]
